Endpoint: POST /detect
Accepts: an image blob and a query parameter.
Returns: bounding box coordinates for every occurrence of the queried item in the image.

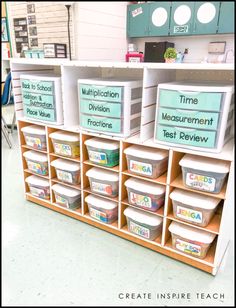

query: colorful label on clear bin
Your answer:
[129,221,150,239]
[28,161,44,174]
[89,150,107,164]
[90,207,108,223]
[55,194,69,207]
[176,238,201,256]
[176,206,203,223]
[25,136,42,149]
[91,181,112,195]
[156,125,216,148]
[56,170,73,183]
[54,143,72,156]
[186,173,216,192]
[129,160,152,177]
[30,186,46,198]
[130,192,152,208]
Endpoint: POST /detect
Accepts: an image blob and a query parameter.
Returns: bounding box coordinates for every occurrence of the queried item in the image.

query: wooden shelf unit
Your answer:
[13,59,234,276]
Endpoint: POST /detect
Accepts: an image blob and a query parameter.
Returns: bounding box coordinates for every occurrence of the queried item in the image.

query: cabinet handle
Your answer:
[193,22,196,32]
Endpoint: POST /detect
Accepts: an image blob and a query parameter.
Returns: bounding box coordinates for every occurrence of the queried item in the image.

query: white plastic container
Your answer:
[85,194,118,224]
[124,145,168,179]
[170,189,220,227]
[25,175,50,199]
[168,221,216,259]
[84,137,119,167]
[179,154,230,194]
[23,150,48,175]
[49,131,80,158]
[52,183,81,209]
[124,178,166,212]
[21,125,47,150]
[20,73,63,125]
[86,167,119,197]
[124,206,163,240]
[51,158,80,185]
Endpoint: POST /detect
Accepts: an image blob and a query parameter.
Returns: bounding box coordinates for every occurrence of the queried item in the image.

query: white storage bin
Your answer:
[49,131,80,158]
[169,221,216,259]
[170,189,220,227]
[25,175,50,199]
[23,150,48,175]
[21,125,47,150]
[154,81,234,152]
[124,178,165,212]
[51,158,80,185]
[85,194,118,224]
[84,137,119,167]
[52,183,81,209]
[124,206,163,241]
[179,154,230,194]
[86,167,119,197]
[124,145,168,179]
[78,77,142,137]
[20,74,63,125]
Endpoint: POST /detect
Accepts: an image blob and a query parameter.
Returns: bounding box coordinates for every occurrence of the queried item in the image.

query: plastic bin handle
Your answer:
[178,90,200,96]
[176,109,199,114]
[174,127,196,132]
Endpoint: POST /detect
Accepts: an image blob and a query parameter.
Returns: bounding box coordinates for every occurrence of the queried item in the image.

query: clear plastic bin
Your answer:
[86,167,119,197]
[23,150,48,175]
[49,131,80,158]
[85,194,118,224]
[52,183,81,209]
[84,137,119,167]
[124,177,165,212]
[179,154,230,193]
[170,189,220,227]
[51,158,80,185]
[25,175,50,199]
[124,145,168,179]
[124,207,163,241]
[169,221,216,259]
[21,125,47,150]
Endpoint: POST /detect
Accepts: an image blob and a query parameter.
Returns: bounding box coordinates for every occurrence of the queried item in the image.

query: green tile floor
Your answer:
[2,132,234,306]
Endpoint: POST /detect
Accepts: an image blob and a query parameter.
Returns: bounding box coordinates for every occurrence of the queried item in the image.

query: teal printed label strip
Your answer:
[156,125,216,148]
[159,89,222,111]
[79,84,123,103]
[80,99,121,118]
[158,108,219,130]
[23,93,55,108]
[80,115,121,133]
[21,79,54,95]
[23,105,56,122]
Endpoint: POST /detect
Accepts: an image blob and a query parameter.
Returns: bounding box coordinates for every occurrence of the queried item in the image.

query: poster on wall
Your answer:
[1,17,9,42]
[13,17,28,53]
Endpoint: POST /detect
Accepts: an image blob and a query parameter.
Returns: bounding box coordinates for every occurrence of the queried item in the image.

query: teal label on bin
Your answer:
[80,99,121,118]
[156,125,216,148]
[79,84,123,102]
[159,89,222,111]
[80,115,121,133]
[21,79,56,122]
[158,108,219,130]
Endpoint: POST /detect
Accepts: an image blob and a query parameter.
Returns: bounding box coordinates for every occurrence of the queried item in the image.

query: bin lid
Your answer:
[25,175,49,187]
[124,145,168,161]
[21,125,46,135]
[52,183,81,197]
[169,188,220,210]
[179,154,230,174]
[23,150,48,162]
[84,137,119,150]
[86,167,119,182]
[85,194,118,210]
[124,206,162,227]
[168,221,216,244]
[51,158,80,172]
[49,131,80,142]
[124,178,165,195]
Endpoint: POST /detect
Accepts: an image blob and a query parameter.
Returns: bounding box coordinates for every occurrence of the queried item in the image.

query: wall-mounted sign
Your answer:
[1,17,9,42]
[13,17,28,53]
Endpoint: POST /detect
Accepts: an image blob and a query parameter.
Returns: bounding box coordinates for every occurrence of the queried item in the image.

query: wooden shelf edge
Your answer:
[83,160,120,172]
[21,145,48,154]
[24,169,49,179]
[49,153,80,163]
[25,194,216,274]
[51,178,81,190]
[122,170,167,185]
[121,200,164,217]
